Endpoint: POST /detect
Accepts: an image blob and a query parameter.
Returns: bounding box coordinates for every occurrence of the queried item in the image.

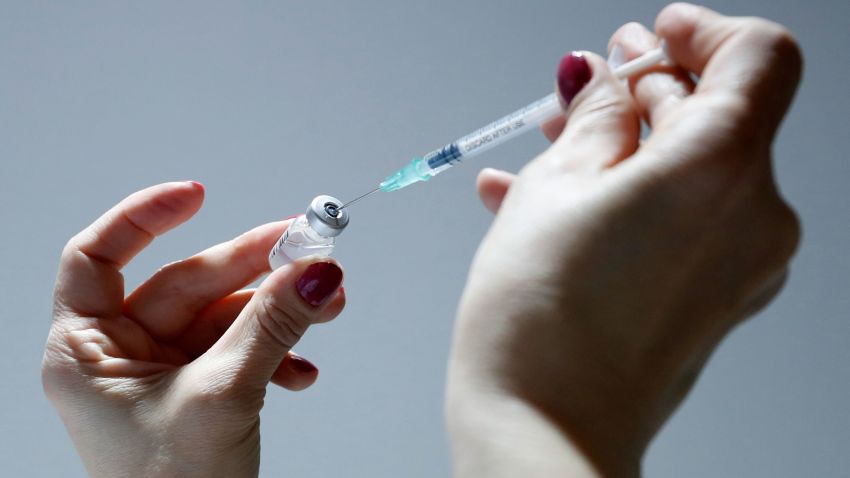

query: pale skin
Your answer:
[43,4,802,477]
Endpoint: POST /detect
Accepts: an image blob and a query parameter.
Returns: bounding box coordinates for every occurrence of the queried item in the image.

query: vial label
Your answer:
[268,215,336,270]
[268,231,292,270]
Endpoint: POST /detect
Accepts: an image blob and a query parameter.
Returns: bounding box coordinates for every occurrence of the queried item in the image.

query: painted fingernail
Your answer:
[185,180,205,192]
[557,52,592,106]
[296,262,343,307]
[287,353,318,374]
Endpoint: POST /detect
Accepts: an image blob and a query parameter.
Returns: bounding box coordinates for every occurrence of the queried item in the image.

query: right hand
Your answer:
[43,182,346,477]
[448,4,802,476]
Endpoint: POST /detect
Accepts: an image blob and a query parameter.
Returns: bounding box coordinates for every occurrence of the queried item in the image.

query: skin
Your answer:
[449,4,801,477]
[43,182,345,477]
[43,3,802,477]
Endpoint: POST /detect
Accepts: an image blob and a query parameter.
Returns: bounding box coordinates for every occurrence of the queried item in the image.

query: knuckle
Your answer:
[613,22,645,43]
[766,24,803,75]
[230,231,268,273]
[141,262,195,306]
[58,242,81,271]
[60,233,98,266]
[623,20,644,31]
[257,297,309,350]
[148,258,209,307]
[750,18,797,48]
[656,2,702,37]
[770,201,802,263]
[748,199,801,273]
[41,345,81,404]
[570,93,637,135]
[157,256,198,278]
[743,19,804,78]
[229,231,256,262]
[60,238,76,260]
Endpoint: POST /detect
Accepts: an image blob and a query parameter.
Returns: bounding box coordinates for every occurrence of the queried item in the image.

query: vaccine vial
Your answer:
[268,195,350,270]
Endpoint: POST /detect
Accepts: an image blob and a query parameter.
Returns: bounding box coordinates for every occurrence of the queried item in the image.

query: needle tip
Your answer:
[339,186,381,211]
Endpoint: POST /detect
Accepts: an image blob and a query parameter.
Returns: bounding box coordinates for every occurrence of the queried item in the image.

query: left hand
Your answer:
[43,181,346,478]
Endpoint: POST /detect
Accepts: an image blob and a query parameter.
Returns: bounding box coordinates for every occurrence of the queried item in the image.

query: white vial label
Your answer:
[268,216,336,270]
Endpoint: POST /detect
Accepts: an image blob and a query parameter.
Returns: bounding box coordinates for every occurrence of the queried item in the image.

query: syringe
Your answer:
[340,46,670,209]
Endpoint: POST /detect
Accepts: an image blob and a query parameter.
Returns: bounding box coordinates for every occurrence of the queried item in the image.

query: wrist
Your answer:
[448,293,653,477]
[446,363,644,478]
[79,438,259,478]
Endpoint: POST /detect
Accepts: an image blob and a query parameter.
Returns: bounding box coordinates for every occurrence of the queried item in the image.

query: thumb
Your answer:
[197,258,344,390]
[542,51,640,172]
[476,168,516,214]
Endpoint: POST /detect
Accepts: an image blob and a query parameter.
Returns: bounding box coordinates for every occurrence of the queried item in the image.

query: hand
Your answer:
[447,4,802,477]
[42,182,345,478]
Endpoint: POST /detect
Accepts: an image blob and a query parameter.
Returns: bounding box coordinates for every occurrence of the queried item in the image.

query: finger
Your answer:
[64,316,190,371]
[538,43,632,144]
[271,352,319,391]
[55,181,204,318]
[173,283,343,361]
[655,3,802,136]
[315,285,346,324]
[609,22,695,128]
[476,168,516,214]
[125,219,292,340]
[198,258,344,389]
[536,51,640,173]
[173,289,255,358]
[540,115,566,143]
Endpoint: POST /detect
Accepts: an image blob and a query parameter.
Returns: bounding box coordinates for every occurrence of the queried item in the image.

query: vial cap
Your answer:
[306,195,349,237]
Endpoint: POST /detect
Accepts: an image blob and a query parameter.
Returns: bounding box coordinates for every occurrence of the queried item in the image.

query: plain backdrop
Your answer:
[2,1,848,476]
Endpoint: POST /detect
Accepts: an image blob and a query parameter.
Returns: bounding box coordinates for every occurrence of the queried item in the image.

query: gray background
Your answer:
[1,1,847,476]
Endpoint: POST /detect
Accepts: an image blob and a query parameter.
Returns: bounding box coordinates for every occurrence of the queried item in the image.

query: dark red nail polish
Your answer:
[287,354,318,374]
[296,262,343,307]
[557,52,592,106]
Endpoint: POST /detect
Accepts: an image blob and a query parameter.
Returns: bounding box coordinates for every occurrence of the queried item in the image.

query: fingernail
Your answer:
[283,214,302,221]
[185,180,205,192]
[557,52,592,106]
[608,44,626,69]
[286,353,318,374]
[296,262,343,307]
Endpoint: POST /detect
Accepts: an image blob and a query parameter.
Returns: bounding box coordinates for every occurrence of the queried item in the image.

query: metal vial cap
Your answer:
[306,195,349,237]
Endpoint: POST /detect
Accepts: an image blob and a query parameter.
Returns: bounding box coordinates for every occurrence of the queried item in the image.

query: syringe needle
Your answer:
[378,46,671,193]
[338,186,381,211]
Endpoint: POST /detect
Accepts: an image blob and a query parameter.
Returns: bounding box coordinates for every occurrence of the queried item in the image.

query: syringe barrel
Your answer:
[423,143,463,172]
[454,93,560,159]
[428,45,669,173]
[387,46,670,191]
[424,93,561,174]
